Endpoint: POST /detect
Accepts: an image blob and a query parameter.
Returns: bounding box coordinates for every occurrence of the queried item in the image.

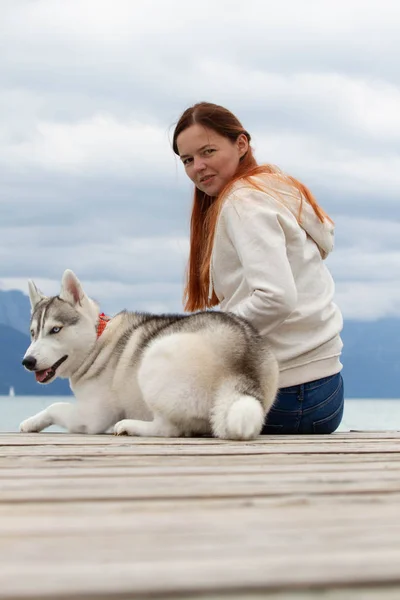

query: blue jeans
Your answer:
[262,373,344,434]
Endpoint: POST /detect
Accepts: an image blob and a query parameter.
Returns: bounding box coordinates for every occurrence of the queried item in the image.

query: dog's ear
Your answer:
[28,280,46,311]
[59,270,85,306]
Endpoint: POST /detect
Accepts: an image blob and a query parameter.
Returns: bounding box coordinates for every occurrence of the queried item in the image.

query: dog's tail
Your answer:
[211,375,277,441]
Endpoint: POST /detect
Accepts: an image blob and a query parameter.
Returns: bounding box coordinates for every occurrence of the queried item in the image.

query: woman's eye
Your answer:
[50,326,62,334]
[203,148,215,156]
[182,157,192,166]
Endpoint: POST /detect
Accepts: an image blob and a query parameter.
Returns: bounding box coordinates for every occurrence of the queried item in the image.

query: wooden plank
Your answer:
[2,531,400,568]
[1,431,400,447]
[1,451,399,475]
[2,441,400,457]
[1,500,400,535]
[3,467,400,491]
[2,551,400,599]
[2,459,400,478]
[144,590,400,600]
[0,490,399,516]
[161,590,400,600]
[2,472,400,503]
[1,431,400,444]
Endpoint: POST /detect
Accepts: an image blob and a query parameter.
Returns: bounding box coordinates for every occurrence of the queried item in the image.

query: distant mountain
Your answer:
[0,289,398,398]
[0,289,30,333]
[0,324,72,396]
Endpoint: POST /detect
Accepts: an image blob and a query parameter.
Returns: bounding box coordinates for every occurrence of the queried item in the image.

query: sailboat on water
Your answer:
[9,386,15,397]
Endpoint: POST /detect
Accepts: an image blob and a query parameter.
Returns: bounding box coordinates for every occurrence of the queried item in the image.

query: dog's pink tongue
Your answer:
[35,370,51,383]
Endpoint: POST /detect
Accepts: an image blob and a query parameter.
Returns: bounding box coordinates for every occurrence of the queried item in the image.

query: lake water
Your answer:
[0,396,400,433]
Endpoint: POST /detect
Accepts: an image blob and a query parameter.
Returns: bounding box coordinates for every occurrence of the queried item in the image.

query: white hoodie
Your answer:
[209,174,343,388]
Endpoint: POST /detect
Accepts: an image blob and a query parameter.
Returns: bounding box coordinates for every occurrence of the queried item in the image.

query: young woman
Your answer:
[173,102,344,434]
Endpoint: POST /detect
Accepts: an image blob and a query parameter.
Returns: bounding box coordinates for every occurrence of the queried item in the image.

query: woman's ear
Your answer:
[237,133,249,158]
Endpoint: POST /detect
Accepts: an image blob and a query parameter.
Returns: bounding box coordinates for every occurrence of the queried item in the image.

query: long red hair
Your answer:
[172,102,331,312]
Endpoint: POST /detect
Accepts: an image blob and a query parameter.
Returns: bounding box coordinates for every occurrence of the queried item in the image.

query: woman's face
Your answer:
[176,124,248,197]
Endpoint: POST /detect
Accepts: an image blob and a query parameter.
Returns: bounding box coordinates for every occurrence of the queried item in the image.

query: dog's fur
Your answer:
[20,270,279,439]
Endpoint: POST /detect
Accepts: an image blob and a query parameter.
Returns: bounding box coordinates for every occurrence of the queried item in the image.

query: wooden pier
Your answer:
[1,431,400,599]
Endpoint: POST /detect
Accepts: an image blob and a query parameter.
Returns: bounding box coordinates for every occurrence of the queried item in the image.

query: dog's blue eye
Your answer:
[50,326,62,334]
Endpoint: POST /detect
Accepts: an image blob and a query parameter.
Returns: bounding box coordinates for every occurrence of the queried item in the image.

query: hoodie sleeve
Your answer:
[220,189,298,335]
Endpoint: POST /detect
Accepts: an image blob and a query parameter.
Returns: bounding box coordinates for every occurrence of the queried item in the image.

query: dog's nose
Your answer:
[22,356,37,371]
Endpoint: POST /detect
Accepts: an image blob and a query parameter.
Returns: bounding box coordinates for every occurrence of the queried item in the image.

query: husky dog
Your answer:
[20,270,279,439]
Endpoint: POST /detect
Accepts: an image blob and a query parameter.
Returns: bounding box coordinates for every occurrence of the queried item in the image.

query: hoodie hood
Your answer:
[253,176,334,259]
[292,193,334,259]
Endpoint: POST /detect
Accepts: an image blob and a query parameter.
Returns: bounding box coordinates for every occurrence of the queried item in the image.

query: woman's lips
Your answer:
[200,175,215,185]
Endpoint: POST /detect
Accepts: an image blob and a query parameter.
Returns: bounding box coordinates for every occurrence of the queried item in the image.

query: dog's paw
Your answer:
[19,416,44,433]
[114,420,131,436]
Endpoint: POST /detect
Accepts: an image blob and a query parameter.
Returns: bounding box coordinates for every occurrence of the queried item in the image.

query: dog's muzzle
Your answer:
[22,354,68,383]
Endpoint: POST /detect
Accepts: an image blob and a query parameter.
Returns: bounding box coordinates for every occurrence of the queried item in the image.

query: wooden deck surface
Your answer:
[1,431,400,599]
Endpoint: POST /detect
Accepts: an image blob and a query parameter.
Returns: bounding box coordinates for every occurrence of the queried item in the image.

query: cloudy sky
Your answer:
[0,0,399,320]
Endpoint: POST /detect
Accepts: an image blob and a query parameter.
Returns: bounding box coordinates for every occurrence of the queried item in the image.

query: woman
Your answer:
[173,102,344,434]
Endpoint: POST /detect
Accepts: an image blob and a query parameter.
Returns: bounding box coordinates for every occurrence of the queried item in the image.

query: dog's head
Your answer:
[22,270,99,383]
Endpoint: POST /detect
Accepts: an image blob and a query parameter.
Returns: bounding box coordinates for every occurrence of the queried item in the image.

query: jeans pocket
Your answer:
[312,379,344,434]
[304,373,343,414]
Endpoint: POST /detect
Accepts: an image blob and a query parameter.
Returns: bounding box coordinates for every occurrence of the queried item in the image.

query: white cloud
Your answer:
[335,281,400,321]
[333,216,400,251]
[3,1,398,57]
[190,66,400,141]
[0,114,177,178]
[329,250,400,282]
[0,233,189,284]
[254,129,400,198]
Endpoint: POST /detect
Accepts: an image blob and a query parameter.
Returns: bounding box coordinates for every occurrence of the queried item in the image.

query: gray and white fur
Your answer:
[20,270,279,439]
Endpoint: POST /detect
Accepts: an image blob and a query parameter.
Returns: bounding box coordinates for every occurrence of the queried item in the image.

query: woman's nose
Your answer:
[193,157,206,172]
